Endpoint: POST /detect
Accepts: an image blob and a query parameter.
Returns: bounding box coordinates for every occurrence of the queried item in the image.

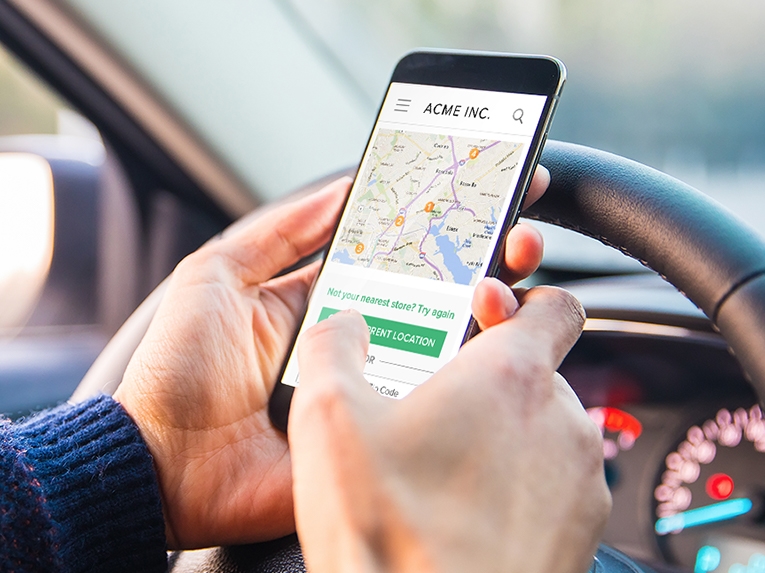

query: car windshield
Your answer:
[47,0,765,271]
[288,0,765,228]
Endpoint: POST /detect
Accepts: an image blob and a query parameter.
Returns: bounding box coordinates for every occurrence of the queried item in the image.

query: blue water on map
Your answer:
[485,207,498,235]
[331,249,355,265]
[430,220,444,235]
[434,234,475,285]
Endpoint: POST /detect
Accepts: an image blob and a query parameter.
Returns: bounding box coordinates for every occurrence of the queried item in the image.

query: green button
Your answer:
[318,307,447,358]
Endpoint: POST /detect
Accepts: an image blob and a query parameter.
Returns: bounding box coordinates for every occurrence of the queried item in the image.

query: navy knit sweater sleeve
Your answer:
[0,395,167,572]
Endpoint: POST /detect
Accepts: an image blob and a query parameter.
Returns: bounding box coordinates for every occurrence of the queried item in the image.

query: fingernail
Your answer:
[334,308,360,319]
[505,288,520,317]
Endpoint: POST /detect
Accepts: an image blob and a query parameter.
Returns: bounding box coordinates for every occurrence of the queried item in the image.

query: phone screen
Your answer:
[279,79,554,399]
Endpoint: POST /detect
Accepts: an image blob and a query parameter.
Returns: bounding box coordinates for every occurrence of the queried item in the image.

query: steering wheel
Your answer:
[71,140,765,573]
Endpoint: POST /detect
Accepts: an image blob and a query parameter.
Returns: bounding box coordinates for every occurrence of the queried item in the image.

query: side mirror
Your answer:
[0,153,54,329]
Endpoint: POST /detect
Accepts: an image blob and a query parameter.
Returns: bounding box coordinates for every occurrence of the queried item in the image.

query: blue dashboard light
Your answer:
[747,553,765,573]
[726,559,765,573]
[655,498,753,535]
[694,545,721,573]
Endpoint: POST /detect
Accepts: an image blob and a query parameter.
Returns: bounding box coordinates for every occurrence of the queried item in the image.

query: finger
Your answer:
[262,260,321,312]
[460,286,585,380]
[214,177,351,283]
[498,222,544,285]
[295,310,375,401]
[521,164,550,210]
[254,262,323,348]
[551,371,584,405]
[471,278,519,331]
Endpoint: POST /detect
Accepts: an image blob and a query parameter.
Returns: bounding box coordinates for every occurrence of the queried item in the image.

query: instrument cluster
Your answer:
[561,328,765,572]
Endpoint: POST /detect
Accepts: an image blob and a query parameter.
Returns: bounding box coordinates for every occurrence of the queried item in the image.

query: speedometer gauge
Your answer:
[653,405,765,571]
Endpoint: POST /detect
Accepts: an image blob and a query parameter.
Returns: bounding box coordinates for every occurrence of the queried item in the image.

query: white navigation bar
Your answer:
[379,82,546,138]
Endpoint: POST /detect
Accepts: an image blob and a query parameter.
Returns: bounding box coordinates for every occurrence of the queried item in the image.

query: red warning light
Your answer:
[587,407,644,458]
[601,407,643,440]
[706,473,734,501]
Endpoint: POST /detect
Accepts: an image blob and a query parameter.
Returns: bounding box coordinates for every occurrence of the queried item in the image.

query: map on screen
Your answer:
[330,129,524,286]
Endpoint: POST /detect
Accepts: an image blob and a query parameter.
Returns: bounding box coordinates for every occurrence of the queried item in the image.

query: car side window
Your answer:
[0,44,145,417]
[0,43,226,418]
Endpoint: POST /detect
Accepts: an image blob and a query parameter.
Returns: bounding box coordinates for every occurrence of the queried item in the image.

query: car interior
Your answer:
[1,2,764,573]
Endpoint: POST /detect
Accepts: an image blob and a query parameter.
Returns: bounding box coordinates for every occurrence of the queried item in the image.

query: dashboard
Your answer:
[560,274,765,573]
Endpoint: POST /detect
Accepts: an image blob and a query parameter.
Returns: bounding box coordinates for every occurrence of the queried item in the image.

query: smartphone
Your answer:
[269,50,565,431]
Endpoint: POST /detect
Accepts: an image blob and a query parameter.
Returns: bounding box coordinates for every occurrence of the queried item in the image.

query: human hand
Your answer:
[113,164,550,550]
[289,290,610,573]
[114,179,350,548]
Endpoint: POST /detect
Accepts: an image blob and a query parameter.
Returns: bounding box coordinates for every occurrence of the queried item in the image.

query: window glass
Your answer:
[0,47,62,135]
[62,0,374,201]
[286,0,765,232]
[60,0,765,233]
[0,44,138,416]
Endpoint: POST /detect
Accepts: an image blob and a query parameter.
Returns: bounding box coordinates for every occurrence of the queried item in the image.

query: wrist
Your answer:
[113,381,181,548]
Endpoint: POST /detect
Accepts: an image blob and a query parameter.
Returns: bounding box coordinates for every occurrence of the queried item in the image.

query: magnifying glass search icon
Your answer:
[513,108,524,124]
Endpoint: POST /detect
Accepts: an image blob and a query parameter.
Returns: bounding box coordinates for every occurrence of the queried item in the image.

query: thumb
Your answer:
[288,311,382,573]
[294,309,373,400]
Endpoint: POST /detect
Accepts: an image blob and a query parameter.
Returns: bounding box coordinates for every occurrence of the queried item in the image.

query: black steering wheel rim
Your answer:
[529,141,765,399]
[72,140,765,573]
